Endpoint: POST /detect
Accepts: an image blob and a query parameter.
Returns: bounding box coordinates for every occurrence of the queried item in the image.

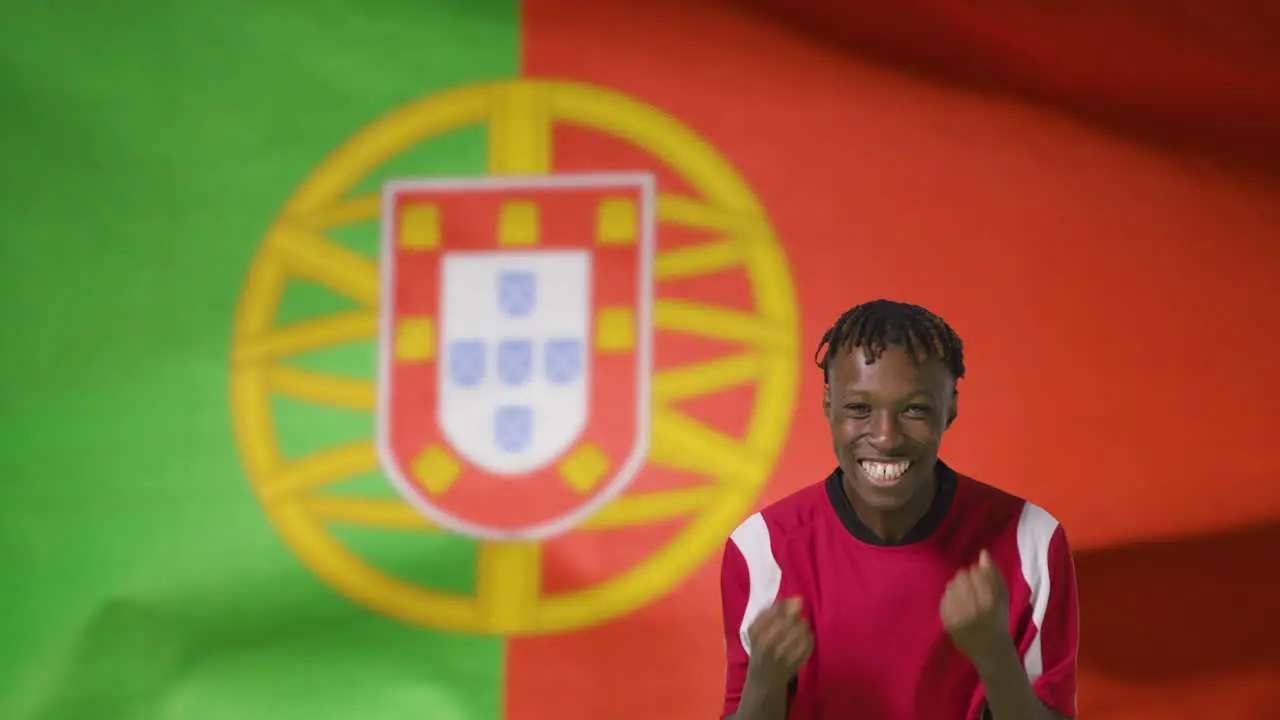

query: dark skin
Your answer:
[729,345,1068,720]
[822,344,955,543]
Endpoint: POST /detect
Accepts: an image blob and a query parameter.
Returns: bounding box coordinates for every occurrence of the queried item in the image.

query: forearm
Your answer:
[976,644,1067,720]
[727,673,789,720]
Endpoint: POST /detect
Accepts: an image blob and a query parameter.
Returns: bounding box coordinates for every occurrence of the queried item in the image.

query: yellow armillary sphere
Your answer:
[229,79,800,636]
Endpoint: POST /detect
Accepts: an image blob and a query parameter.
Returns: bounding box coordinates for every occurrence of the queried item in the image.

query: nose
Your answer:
[867,409,902,450]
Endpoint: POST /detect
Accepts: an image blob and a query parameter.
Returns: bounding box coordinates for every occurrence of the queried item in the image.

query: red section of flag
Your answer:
[735,0,1280,175]
[510,0,1280,718]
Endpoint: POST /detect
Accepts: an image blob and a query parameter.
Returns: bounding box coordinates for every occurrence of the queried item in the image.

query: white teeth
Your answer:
[860,460,911,482]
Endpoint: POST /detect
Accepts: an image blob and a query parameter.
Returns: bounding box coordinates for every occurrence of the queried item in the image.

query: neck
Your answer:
[844,470,938,544]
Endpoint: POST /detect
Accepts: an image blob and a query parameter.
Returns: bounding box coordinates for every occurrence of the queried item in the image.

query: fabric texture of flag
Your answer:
[3,0,1278,718]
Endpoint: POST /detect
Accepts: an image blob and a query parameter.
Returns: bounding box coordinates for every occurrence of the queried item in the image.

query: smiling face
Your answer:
[822,344,958,512]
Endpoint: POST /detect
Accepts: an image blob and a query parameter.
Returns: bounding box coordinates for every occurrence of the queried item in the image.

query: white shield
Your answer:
[436,249,592,475]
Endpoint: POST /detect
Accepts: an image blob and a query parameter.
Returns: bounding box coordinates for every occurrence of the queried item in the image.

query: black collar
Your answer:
[824,460,958,546]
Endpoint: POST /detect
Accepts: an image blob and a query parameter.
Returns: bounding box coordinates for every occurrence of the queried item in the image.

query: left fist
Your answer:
[940,549,1013,667]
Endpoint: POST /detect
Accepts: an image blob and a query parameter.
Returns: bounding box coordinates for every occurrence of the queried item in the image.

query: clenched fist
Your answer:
[746,597,814,688]
[940,550,1013,667]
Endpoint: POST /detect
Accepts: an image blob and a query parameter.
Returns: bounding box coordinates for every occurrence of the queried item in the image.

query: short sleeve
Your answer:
[1029,524,1079,717]
[720,539,751,718]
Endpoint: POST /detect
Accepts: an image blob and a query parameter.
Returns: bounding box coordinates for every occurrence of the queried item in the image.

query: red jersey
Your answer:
[720,462,1078,719]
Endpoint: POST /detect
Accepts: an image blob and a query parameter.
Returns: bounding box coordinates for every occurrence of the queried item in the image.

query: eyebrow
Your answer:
[840,389,934,401]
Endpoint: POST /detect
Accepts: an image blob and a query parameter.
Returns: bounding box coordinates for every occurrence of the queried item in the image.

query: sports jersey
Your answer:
[720,461,1078,719]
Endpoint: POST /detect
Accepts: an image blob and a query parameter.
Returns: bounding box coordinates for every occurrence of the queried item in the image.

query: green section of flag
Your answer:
[0,1,517,718]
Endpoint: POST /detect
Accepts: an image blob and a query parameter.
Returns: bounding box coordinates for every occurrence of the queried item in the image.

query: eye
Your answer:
[844,403,872,417]
[903,404,932,417]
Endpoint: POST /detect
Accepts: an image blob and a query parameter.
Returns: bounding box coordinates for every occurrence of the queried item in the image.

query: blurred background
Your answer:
[3,0,1279,718]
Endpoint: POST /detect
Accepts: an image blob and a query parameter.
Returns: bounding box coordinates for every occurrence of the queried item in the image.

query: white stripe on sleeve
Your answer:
[1016,501,1060,683]
[729,512,782,656]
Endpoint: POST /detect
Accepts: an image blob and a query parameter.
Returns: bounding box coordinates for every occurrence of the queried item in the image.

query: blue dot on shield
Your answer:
[496,270,537,318]
[494,405,533,453]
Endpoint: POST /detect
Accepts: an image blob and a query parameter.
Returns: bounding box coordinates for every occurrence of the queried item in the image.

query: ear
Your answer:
[822,384,832,418]
[945,388,959,430]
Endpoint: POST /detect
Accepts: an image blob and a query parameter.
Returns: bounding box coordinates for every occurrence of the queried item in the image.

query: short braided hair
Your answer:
[813,299,965,382]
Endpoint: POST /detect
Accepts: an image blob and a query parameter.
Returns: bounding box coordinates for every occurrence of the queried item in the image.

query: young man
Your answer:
[719,300,1078,720]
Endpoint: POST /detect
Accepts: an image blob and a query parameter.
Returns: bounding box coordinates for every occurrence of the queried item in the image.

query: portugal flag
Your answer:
[3,1,1278,719]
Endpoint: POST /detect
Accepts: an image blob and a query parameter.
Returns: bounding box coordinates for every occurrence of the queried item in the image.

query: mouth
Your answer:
[857,459,912,488]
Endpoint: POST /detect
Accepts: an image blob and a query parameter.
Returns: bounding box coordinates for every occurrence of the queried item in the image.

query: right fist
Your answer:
[745,597,814,686]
